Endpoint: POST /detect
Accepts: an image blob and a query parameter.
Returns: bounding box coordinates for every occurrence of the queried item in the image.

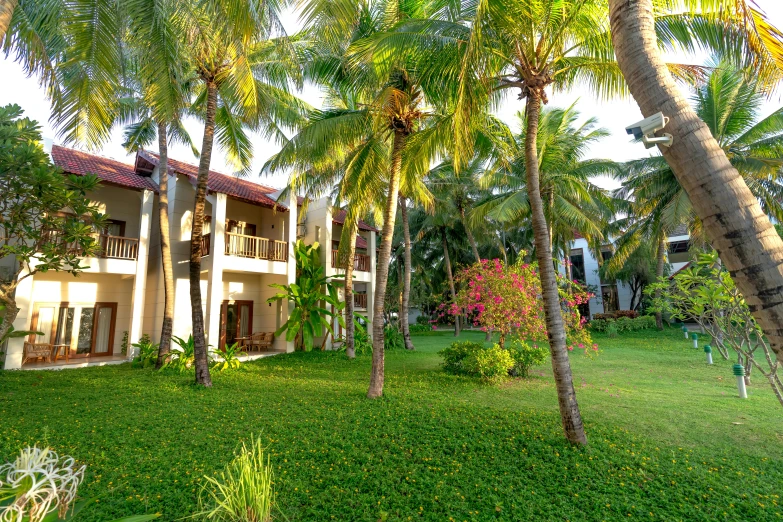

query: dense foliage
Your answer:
[451,259,595,353]
[268,241,345,351]
[0,105,105,342]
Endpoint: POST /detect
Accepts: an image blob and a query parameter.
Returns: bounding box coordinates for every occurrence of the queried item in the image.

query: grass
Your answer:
[1,327,782,520]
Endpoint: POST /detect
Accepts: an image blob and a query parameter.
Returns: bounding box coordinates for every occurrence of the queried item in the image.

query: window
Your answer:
[227,220,256,237]
[668,240,691,263]
[569,249,586,284]
[600,248,614,284]
[601,285,619,313]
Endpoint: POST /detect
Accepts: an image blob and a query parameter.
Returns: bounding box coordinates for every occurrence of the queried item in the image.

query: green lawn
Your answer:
[1,328,782,521]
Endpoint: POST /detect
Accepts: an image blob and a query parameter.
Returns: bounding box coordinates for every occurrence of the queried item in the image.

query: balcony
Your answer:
[46,231,139,260]
[200,232,287,262]
[331,250,371,272]
[354,293,368,309]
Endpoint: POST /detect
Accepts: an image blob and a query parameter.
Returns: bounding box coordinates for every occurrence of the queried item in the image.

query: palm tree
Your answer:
[175,0,306,386]
[608,0,783,362]
[472,104,618,271]
[119,0,197,367]
[610,62,783,328]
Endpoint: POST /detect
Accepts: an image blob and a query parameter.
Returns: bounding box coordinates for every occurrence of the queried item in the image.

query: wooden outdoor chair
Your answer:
[23,342,53,365]
[245,332,275,352]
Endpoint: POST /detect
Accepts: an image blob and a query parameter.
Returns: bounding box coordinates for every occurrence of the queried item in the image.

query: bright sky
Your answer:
[1,1,781,192]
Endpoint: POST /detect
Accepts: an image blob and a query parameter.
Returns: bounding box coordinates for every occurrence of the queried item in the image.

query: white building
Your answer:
[566,226,692,318]
[3,146,377,369]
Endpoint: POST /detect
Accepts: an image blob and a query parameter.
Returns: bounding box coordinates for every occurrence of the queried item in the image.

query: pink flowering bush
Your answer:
[451,258,597,355]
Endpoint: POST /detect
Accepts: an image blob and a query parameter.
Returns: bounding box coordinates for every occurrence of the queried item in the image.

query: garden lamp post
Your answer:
[682,325,689,339]
[691,333,698,349]
[734,364,748,399]
[704,345,713,365]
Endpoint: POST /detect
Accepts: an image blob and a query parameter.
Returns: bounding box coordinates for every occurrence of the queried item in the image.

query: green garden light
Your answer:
[682,325,689,339]
[691,332,698,349]
[704,345,713,365]
[734,364,747,399]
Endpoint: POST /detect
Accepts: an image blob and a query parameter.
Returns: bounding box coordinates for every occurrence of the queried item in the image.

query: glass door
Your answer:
[33,303,116,358]
[219,301,253,350]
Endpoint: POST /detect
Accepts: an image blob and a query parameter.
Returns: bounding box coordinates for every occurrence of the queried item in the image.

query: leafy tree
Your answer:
[608,0,783,367]
[646,252,783,407]
[599,240,661,312]
[267,241,346,351]
[0,104,104,343]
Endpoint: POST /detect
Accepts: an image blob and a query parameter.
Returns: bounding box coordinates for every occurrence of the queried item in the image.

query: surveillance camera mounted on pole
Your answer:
[626,112,673,149]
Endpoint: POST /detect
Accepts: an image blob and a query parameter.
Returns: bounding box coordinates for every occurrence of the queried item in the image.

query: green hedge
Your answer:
[590,315,656,333]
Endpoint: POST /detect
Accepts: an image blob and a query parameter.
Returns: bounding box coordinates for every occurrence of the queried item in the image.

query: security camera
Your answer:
[625,112,673,149]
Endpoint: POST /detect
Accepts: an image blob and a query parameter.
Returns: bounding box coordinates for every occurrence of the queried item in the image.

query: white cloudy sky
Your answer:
[1,1,782,191]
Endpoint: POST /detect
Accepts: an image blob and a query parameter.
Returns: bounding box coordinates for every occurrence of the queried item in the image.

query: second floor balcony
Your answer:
[46,230,140,261]
[201,232,288,262]
[331,250,370,272]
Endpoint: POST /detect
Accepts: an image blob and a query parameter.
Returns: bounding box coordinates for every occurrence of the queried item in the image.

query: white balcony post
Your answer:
[128,189,154,355]
[285,191,297,353]
[206,193,227,348]
[3,268,35,370]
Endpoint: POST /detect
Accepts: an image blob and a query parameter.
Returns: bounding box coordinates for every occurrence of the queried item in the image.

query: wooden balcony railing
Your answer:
[354,293,368,309]
[225,232,287,262]
[331,250,371,272]
[100,235,139,260]
[44,230,139,260]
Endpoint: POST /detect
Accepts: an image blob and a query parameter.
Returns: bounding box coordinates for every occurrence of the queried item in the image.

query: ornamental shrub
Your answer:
[438,341,484,374]
[384,325,405,351]
[462,345,515,383]
[415,315,430,325]
[409,323,433,333]
[506,338,549,377]
[449,258,595,353]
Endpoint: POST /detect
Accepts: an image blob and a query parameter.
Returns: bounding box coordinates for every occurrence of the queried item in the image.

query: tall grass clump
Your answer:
[197,436,274,522]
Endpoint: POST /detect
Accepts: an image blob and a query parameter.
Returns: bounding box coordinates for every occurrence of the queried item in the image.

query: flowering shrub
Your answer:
[450,258,596,354]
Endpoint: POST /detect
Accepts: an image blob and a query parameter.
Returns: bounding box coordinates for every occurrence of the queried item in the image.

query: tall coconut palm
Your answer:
[175,0,306,386]
[119,0,198,367]
[608,0,783,362]
[472,104,618,270]
[609,62,783,328]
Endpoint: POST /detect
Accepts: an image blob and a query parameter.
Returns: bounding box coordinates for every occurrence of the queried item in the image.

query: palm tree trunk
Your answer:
[368,130,406,398]
[525,94,587,445]
[610,0,783,361]
[344,219,358,359]
[460,207,480,263]
[156,122,175,369]
[189,81,218,387]
[441,228,460,337]
[0,0,18,42]
[400,196,415,350]
[655,234,666,330]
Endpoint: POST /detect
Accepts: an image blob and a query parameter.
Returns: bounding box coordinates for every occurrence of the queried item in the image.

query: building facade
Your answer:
[566,228,692,319]
[3,146,377,369]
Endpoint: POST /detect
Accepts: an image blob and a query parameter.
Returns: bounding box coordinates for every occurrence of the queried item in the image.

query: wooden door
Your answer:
[219,300,253,350]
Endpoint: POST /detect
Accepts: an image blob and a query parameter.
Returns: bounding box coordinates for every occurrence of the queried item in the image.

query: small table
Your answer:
[52,344,71,363]
[234,337,250,352]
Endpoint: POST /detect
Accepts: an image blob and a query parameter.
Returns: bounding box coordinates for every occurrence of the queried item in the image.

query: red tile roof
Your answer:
[332,209,378,232]
[138,151,286,211]
[356,235,368,249]
[51,146,158,192]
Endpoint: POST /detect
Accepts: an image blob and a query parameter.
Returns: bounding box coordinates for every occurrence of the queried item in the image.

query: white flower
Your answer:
[0,446,85,522]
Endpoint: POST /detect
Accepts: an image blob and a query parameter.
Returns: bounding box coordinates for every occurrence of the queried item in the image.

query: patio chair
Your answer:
[23,342,53,365]
[245,332,275,352]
